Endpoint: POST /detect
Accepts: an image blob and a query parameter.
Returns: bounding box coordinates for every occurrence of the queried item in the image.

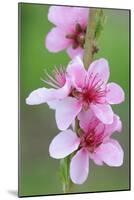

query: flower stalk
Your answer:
[60,156,72,193]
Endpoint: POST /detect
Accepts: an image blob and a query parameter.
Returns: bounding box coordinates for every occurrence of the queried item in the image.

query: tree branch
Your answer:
[83,8,96,69]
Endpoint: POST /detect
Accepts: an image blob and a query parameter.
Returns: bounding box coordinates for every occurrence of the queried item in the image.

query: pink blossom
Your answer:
[45,6,89,58]
[49,110,124,184]
[26,57,125,131]
[47,57,125,130]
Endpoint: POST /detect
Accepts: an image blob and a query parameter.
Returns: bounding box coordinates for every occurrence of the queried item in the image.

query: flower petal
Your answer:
[48,97,82,130]
[67,56,86,90]
[88,58,110,85]
[48,6,89,32]
[70,148,89,184]
[46,27,71,52]
[91,103,114,124]
[26,78,71,105]
[26,88,54,105]
[89,152,103,166]
[53,77,72,99]
[106,82,125,104]
[104,114,122,138]
[49,129,80,159]
[78,109,95,132]
[67,46,84,59]
[47,100,59,109]
[96,139,124,166]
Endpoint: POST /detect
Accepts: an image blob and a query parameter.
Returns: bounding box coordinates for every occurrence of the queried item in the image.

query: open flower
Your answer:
[46,6,89,58]
[26,57,125,131]
[49,110,124,184]
[47,57,125,130]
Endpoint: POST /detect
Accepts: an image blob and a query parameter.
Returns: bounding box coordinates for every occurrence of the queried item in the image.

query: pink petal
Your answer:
[26,78,71,105]
[48,6,89,32]
[67,56,86,90]
[67,46,84,59]
[114,115,122,132]
[91,103,114,124]
[89,152,103,166]
[46,27,71,52]
[53,77,72,99]
[106,82,125,104]
[96,139,124,166]
[104,114,122,138]
[49,129,80,159]
[88,58,110,85]
[95,122,105,135]
[47,100,59,109]
[70,148,89,184]
[78,109,95,132]
[48,97,82,130]
[26,88,54,105]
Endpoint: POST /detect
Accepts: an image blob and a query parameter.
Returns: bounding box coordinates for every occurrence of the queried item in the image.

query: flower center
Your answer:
[71,73,106,110]
[80,128,104,153]
[66,23,86,49]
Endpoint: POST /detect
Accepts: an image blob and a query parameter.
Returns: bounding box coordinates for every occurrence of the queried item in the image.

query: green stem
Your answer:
[60,156,72,193]
[83,8,96,69]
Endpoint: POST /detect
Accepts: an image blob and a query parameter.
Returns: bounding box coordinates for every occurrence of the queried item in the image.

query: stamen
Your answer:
[41,78,59,89]
[42,66,66,89]
[44,69,59,86]
[88,73,99,90]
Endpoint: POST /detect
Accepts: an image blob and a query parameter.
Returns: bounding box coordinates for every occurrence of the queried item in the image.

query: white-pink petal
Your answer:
[88,58,110,85]
[114,115,122,132]
[46,27,71,52]
[47,99,59,109]
[89,152,103,166]
[48,6,89,32]
[104,114,122,138]
[26,88,54,105]
[26,78,71,105]
[78,109,95,132]
[67,56,86,90]
[70,148,89,184]
[106,82,125,104]
[49,129,80,159]
[48,97,82,130]
[96,139,124,167]
[91,103,113,124]
[53,77,72,99]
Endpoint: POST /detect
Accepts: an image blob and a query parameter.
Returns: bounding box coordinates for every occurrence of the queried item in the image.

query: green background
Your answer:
[19,3,130,196]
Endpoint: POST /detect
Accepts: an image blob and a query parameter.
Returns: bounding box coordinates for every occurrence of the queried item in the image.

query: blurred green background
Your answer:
[19,3,130,197]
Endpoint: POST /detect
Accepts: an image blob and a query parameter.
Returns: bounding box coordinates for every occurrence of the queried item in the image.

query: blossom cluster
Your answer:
[26,6,125,185]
